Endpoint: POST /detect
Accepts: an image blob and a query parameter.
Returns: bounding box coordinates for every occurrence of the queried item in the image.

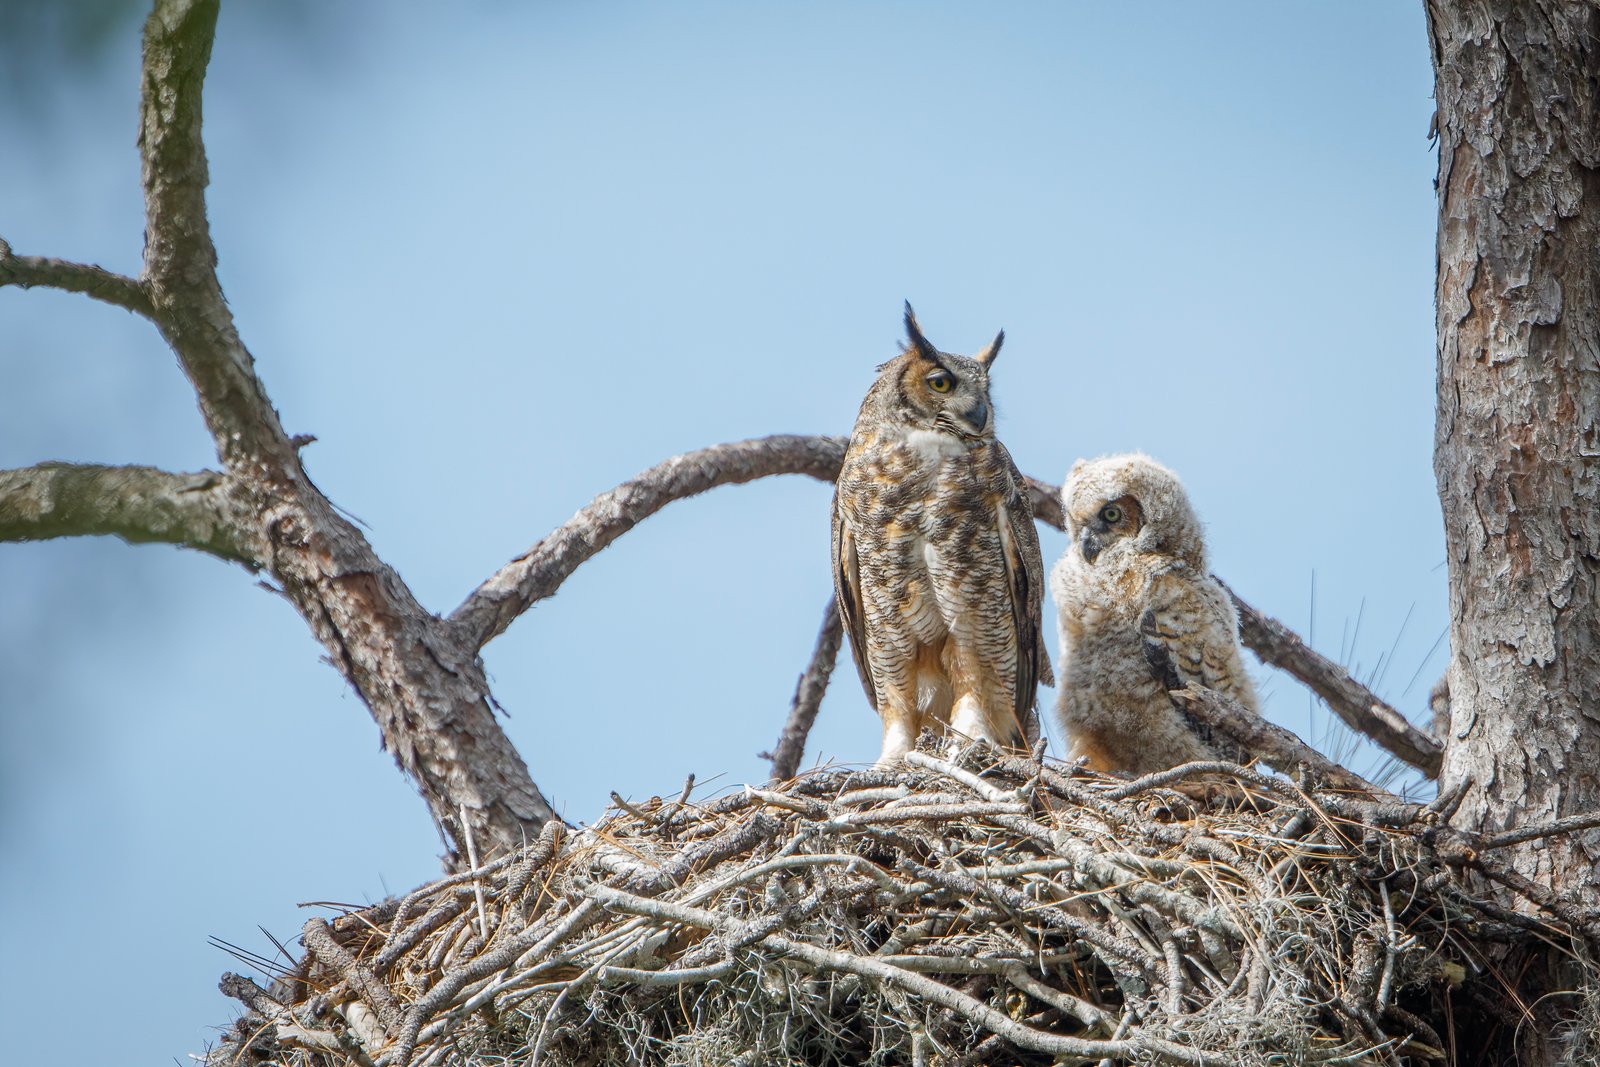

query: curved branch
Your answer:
[1026,473,1441,778]
[0,239,152,317]
[0,462,256,567]
[451,434,848,650]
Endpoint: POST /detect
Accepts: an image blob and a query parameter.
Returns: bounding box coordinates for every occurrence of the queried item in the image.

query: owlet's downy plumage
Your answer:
[833,305,1053,765]
[1051,453,1260,774]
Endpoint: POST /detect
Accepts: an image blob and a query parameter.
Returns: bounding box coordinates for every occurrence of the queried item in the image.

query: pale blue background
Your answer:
[0,3,1441,1061]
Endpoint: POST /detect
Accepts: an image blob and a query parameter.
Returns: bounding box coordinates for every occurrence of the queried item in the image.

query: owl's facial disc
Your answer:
[1078,495,1144,563]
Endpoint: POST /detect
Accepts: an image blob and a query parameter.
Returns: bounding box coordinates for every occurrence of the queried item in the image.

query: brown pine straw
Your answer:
[208,742,1599,1067]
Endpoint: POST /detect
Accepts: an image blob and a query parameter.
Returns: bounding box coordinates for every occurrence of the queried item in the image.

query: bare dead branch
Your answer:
[0,462,256,566]
[301,918,404,1040]
[588,884,1220,1066]
[451,434,849,650]
[131,0,560,856]
[1220,580,1443,778]
[139,0,299,469]
[1141,627,1379,794]
[1171,685,1380,795]
[1479,809,1600,851]
[763,597,843,781]
[0,238,152,317]
[1023,473,1064,530]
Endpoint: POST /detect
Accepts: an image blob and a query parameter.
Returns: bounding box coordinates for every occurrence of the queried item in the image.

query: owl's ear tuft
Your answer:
[903,302,941,363]
[974,330,1004,368]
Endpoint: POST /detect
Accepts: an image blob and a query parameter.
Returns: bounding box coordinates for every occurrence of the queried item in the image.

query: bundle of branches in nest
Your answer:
[211,741,1595,1067]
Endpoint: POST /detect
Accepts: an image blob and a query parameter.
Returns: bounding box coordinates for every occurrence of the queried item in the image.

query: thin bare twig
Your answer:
[588,884,1220,1066]
[1479,809,1600,850]
[0,462,255,566]
[0,238,152,317]
[450,434,848,650]
[301,918,404,1040]
[763,597,843,781]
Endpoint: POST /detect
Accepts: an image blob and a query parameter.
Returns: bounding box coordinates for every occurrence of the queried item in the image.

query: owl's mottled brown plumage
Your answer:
[1050,454,1260,774]
[832,305,1052,765]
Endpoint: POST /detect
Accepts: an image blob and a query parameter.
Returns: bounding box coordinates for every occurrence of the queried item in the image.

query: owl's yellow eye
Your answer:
[1099,503,1123,524]
[926,372,954,393]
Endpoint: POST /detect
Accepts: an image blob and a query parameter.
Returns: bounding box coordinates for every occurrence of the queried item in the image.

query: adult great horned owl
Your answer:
[1050,454,1260,774]
[832,305,1053,765]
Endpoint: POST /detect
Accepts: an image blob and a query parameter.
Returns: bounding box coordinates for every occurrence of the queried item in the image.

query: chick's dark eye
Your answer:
[927,373,954,393]
[1098,503,1123,524]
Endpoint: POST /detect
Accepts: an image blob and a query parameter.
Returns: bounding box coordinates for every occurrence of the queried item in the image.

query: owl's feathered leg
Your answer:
[947,692,991,749]
[876,691,921,765]
[872,646,926,765]
[943,642,1016,751]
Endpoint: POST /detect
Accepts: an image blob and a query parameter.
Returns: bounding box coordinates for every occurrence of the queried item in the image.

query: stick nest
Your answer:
[208,743,1584,1067]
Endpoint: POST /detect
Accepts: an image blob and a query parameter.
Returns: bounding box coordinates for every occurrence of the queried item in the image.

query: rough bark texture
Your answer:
[1430,0,1600,875]
[123,0,562,859]
[1430,2,1600,1061]
[0,462,250,565]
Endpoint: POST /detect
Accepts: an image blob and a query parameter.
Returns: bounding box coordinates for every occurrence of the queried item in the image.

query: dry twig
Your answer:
[207,746,1586,1067]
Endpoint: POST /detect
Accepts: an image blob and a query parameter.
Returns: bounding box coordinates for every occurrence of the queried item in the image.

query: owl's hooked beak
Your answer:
[1079,527,1103,564]
[957,397,989,435]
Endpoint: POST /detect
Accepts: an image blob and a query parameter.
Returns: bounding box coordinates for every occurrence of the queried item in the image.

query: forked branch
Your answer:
[0,462,255,567]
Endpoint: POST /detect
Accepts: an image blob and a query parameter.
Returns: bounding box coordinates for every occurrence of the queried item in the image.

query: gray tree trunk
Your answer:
[1430,0,1600,1058]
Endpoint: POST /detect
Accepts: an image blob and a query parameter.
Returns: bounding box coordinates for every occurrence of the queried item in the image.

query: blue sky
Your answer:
[0,3,1441,1060]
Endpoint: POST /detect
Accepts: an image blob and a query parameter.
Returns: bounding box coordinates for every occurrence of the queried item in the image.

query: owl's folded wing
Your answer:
[1139,569,1256,762]
[997,444,1054,744]
[831,502,877,708]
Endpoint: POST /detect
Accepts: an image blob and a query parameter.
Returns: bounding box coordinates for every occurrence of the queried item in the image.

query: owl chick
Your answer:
[1050,454,1259,774]
[833,305,1054,765]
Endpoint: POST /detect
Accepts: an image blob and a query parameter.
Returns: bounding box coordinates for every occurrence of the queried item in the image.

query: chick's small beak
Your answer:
[1080,527,1102,564]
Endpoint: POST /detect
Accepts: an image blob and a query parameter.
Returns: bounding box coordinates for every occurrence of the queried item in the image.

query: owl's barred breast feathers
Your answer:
[832,306,1051,765]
